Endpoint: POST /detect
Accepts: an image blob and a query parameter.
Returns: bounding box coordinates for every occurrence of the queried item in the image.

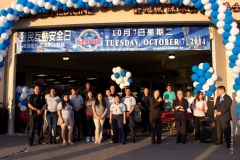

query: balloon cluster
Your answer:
[111,66,133,89]
[191,62,218,97]
[15,86,34,112]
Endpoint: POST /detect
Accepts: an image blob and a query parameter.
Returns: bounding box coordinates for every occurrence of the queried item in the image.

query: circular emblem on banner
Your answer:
[77,29,101,51]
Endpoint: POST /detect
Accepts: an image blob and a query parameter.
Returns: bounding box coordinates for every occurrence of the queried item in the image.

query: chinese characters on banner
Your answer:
[17,26,210,53]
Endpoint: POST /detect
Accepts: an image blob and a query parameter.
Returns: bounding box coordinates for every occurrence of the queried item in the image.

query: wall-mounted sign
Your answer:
[16,26,210,53]
[36,78,45,84]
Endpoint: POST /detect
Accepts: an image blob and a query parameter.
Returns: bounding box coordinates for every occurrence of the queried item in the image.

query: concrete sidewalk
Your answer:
[0,134,239,160]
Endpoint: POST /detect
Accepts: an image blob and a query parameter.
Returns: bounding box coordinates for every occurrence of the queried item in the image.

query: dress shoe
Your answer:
[226,145,230,148]
[53,136,57,144]
[195,137,199,140]
[121,141,125,145]
[132,136,135,143]
[151,141,156,144]
[176,141,181,144]
[182,142,186,144]
[48,136,53,144]
[27,142,33,147]
[38,139,46,145]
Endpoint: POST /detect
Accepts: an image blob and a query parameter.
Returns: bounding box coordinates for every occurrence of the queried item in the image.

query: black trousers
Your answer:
[28,114,44,143]
[194,116,204,138]
[124,113,135,139]
[150,115,162,143]
[176,118,187,143]
[141,110,150,131]
[86,116,95,137]
[216,118,231,146]
[74,110,82,139]
[82,111,86,136]
[112,115,124,143]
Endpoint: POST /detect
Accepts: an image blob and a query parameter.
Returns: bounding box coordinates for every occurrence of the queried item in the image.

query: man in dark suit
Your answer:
[214,86,232,148]
[173,90,189,144]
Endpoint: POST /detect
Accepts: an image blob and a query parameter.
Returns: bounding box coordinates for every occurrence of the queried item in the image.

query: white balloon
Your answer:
[14,16,19,21]
[231,72,239,79]
[189,2,194,6]
[207,67,214,73]
[0,50,7,57]
[32,0,38,4]
[112,67,117,73]
[16,4,23,12]
[18,102,22,107]
[136,0,144,3]
[19,96,23,102]
[22,86,29,93]
[218,4,227,13]
[52,6,58,11]
[124,77,128,82]
[82,0,90,2]
[183,0,191,5]
[0,72,2,78]
[21,92,28,99]
[118,77,124,83]
[28,88,34,94]
[205,10,212,17]
[60,0,68,4]
[106,0,112,2]
[20,106,27,112]
[0,38,3,44]
[238,119,240,126]
[6,14,14,21]
[233,66,240,74]
[231,22,238,28]
[125,82,130,86]
[95,2,101,7]
[126,72,131,78]
[206,79,214,86]
[235,96,240,103]
[23,7,30,14]
[201,0,209,5]
[236,59,240,67]
[200,90,206,96]
[0,16,7,24]
[230,28,239,36]
[6,29,12,36]
[1,33,9,40]
[11,2,17,10]
[120,83,125,89]
[120,1,125,5]
[37,0,45,7]
[204,4,212,11]
[30,10,37,15]
[236,90,240,97]
[226,50,233,57]
[216,0,223,6]
[73,3,78,8]
[203,84,210,91]
[199,63,204,69]
[228,35,236,43]
[0,55,3,62]
[160,0,167,3]
[211,74,218,81]
[113,0,121,5]
[193,82,199,87]
[217,13,225,21]
[116,79,121,85]
[111,74,116,81]
[16,86,22,93]
[116,66,122,73]
[225,42,234,51]
[217,28,224,35]
[45,2,52,10]
[216,21,225,29]
[88,0,96,7]
[66,0,74,7]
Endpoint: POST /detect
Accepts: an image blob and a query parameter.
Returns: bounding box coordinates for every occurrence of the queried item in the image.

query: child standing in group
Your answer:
[92,93,108,144]
[104,89,115,141]
[57,94,74,146]
[110,95,126,145]
[85,91,96,142]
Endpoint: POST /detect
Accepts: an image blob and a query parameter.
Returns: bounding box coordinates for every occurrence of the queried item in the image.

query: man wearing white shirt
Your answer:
[121,87,136,143]
[184,90,194,132]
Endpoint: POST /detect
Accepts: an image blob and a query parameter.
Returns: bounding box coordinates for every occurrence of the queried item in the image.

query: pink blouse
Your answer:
[191,100,208,117]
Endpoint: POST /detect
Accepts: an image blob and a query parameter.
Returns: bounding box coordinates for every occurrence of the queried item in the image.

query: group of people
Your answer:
[27,82,232,148]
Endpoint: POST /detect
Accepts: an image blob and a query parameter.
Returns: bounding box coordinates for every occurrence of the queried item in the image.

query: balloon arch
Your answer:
[0,0,240,119]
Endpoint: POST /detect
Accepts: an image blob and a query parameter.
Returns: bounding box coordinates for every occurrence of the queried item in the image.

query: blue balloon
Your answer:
[229,63,236,68]
[191,74,199,81]
[199,77,207,85]
[1,10,8,16]
[21,99,28,106]
[63,4,68,11]
[3,21,12,29]
[56,1,63,8]
[20,0,28,6]
[125,0,133,4]
[194,1,203,9]
[4,39,10,47]
[238,103,240,108]
[225,16,233,24]
[203,62,210,71]
[84,2,91,9]
[15,92,21,99]
[42,8,48,13]
[236,34,240,39]
[194,89,199,94]
[0,27,6,34]
[236,107,240,115]
[14,10,20,17]
[209,0,216,3]
[206,90,213,97]
[209,85,216,92]
[223,24,232,32]
[233,84,240,91]
[27,2,34,9]
[222,32,230,39]
[1,57,5,63]
[196,84,203,90]
[229,55,238,62]
[210,11,219,18]
[100,0,107,6]
[232,48,240,55]
[33,5,41,12]
[0,44,6,50]
[197,69,205,77]
[120,70,126,77]
[192,65,199,73]
[171,0,180,5]
[211,3,219,11]
[71,0,78,3]
[199,5,205,12]
[190,0,198,3]
[108,2,114,7]
[235,77,240,85]
[222,39,229,45]
[234,39,240,47]
[128,77,133,84]
[211,18,218,25]
[0,62,4,68]
[49,0,57,5]
[204,72,212,79]
[114,72,120,79]
[7,8,14,14]
[225,10,232,16]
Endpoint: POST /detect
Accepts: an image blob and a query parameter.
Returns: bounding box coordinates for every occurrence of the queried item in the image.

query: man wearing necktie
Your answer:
[214,86,232,148]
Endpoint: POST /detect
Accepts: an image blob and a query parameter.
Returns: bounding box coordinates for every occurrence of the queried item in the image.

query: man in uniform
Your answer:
[27,86,47,146]
[121,87,136,143]
[137,87,151,133]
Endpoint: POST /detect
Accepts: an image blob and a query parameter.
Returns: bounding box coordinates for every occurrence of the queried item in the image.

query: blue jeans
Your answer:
[46,111,58,136]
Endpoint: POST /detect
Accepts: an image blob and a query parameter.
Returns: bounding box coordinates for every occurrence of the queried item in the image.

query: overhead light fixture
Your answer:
[169,54,175,59]
[68,80,77,82]
[63,56,69,60]
[46,79,55,81]
[53,82,60,84]
[36,74,47,77]
[63,76,71,78]
[86,78,97,80]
